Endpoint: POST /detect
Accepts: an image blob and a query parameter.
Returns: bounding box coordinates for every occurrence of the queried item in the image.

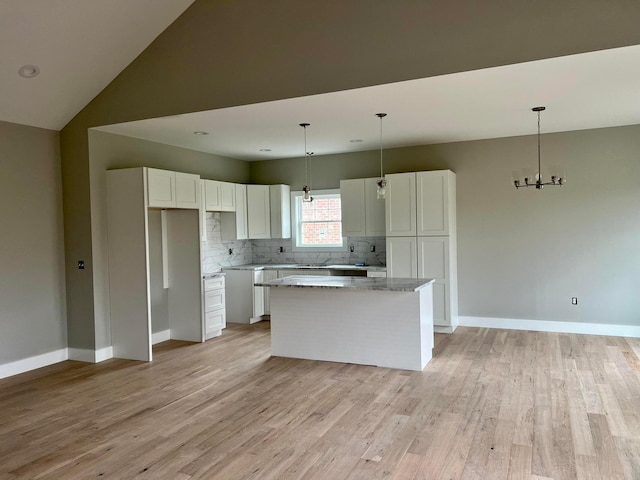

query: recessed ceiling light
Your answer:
[349,139,363,143]
[193,131,209,135]
[259,149,272,152]
[18,65,40,78]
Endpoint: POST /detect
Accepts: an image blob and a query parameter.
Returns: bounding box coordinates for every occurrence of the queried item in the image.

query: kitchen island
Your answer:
[255,275,434,371]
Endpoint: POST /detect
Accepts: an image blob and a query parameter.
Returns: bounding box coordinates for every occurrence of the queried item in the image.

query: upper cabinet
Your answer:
[416,170,455,236]
[204,180,236,212]
[340,178,385,237]
[385,172,417,237]
[247,185,271,239]
[147,168,199,209]
[269,185,291,239]
[221,184,249,241]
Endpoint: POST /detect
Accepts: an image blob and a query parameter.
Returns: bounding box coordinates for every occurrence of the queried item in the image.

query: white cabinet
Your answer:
[386,237,418,278]
[223,269,266,324]
[340,178,385,237]
[204,180,236,212]
[262,270,279,314]
[385,170,458,332]
[247,185,271,239]
[203,275,226,339]
[175,172,201,209]
[385,172,417,237]
[364,177,386,236]
[270,185,291,239]
[147,168,200,209]
[417,170,455,236]
[340,179,366,236]
[221,184,249,241]
[147,168,176,208]
[417,237,452,327]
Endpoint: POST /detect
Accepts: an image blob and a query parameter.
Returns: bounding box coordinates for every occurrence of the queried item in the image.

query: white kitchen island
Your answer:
[255,275,435,371]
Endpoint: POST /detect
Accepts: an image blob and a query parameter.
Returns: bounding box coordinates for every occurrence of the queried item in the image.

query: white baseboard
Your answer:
[458,316,640,338]
[68,346,114,363]
[152,329,171,345]
[0,349,68,380]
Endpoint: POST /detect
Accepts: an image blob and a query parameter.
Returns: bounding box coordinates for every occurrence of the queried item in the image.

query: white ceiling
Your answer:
[96,45,640,161]
[0,0,195,131]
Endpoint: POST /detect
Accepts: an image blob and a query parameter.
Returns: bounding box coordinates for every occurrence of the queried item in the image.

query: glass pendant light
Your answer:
[300,122,313,202]
[375,113,388,199]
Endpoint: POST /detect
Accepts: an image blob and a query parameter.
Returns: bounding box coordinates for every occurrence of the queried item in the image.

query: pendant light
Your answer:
[300,123,313,202]
[514,107,565,190]
[375,113,388,199]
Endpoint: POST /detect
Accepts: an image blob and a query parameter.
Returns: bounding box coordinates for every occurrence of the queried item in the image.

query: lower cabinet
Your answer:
[203,276,226,339]
[262,270,279,315]
[224,269,267,324]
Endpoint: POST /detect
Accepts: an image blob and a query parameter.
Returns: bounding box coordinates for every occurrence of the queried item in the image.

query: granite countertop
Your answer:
[255,275,433,292]
[222,264,387,272]
[202,272,226,279]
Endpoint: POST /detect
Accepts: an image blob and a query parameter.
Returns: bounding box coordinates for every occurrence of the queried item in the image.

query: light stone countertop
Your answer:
[255,275,434,292]
[222,264,387,272]
[202,272,226,279]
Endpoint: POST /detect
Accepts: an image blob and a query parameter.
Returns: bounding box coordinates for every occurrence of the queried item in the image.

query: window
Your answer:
[291,189,346,251]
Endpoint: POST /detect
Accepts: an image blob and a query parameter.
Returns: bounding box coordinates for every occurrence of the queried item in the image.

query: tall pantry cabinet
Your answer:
[385,170,458,332]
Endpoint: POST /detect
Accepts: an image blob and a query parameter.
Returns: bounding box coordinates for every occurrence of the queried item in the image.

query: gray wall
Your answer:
[87,130,249,349]
[60,0,640,349]
[251,124,640,326]
[0,121,66,363]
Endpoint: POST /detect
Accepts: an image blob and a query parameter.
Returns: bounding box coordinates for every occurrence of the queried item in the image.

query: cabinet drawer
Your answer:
[205,309,225,333]
[205,289,225,312]
[204,277,225,291]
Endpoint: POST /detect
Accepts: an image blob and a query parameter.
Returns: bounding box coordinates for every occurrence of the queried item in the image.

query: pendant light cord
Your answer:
[304,125,310,189]
[376,113,387,178]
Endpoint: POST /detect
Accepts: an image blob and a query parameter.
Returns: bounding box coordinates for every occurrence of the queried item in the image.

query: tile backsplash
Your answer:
[251,237,386,266]
[202,214,386,273]
[201,213,252,274]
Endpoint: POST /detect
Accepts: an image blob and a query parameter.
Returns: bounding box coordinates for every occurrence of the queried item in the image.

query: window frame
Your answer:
[290,189,347,252]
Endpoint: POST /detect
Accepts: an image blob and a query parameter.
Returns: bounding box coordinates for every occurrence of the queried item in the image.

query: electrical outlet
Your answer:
[228,248,233,255]
[77,260,85,270]
[370,245,376,252]
[349,245,354,253]
[279,246,284,253]
[571,297,578,305]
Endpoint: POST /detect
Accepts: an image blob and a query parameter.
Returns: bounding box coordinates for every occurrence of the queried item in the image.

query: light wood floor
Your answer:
[1,324,639,480]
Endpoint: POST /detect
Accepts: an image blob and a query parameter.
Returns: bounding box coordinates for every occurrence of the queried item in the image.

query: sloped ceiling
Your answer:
[0,0,196,131]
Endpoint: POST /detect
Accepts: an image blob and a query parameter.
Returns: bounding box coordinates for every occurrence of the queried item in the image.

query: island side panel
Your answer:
[269,287,431,371]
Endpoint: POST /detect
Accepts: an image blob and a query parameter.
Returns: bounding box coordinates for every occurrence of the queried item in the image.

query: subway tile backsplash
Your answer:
[202,214,386,273]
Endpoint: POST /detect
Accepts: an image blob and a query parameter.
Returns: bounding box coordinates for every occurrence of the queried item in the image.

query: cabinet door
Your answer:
[253,270,265,318]
[340,179,366,237]
[417,171,449,236]
[147,168,176,208]
[204,180,221,210]
[247,185,271,239]
[175,172,200,209]
[385,237,417,278]
[235,184,248,239]
[417,237,449,281]
[269,184,291,239]
[364,177,386,236]
[385,173,416,237]
[262,270,278,314]
[219,182,236,212]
